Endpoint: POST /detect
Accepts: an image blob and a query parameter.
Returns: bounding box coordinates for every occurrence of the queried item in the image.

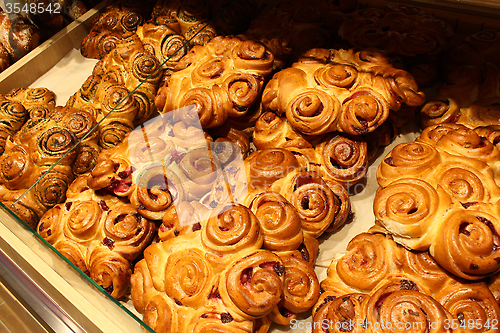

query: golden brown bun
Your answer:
[315,231,499,333]
[261,48,424,137]
[37,175,155,299]
[375,123,500,279]
[154,35,274,129]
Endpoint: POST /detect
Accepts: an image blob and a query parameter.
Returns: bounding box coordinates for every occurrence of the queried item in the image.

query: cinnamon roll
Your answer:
[377,141,442,187]
[252,112,309,150]
[248,191,304,252]
[86,242,132,299]
[338,89,389,135]
[373,178,450,250]
[435,281,500,333]
[129,165,184,220]
[331,233,402,293]
[402,250,452,294]
[245,148,299,190]
[155,36,273,129]
[271,170,345,238]
[316,134,368,187]
[431,208,500,280]
[164,248,214,308]
[364,281,453,333]
[142,294,180,333]
[0,98,27,155]
[219,250,285,319]
[201,205,263,268]
[103,202,155,261]
[312,293,367,333]
[421,98,461,128]
[276,252,320,319]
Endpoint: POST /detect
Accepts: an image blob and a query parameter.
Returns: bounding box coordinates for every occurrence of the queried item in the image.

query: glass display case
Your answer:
[0,0,499,332]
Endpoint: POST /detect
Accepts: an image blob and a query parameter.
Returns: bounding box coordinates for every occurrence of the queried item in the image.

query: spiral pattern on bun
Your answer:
[249,192,303,252]
[431,209,500,280]
[164,248,214,308]
[220,250,284,318]
[87,243,132,299]
[377,142,442,187]
[435,282,500,333]
[374,178,446,248]
[245,148,299,190]
[202,205,263,259]
[286,89,340,136]
[317,135,368,186]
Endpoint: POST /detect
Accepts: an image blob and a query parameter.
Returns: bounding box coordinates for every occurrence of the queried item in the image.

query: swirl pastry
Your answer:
[0,95,27,155]
[435,281,500,333]
[317,230,500,333]
[219,250,285,319]
[375,123,500,279]
[136,22,188,84]
[245,148,299,190]
[37,175,155,299]
[270,252,320,325]
[261,47,425,137]
[247,191,304,252]
[431,208,500,280]
[315,134,368,187]
[154,35,273,129]
[252,112,310,150]
[271,170,351,238]
[80,0,155,59]
[312,293,367,333]
[5,87,56,118]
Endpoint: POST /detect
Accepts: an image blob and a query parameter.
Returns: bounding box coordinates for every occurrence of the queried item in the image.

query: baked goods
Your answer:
[136,22,188,84]
[37,174,155,299]
[154,35,274,129]
[0,94,28,156]
[261,48,425,136]
[80,0,155,59]
[314,231,500,333]
[374,123,500,279]
[69,33,163,143]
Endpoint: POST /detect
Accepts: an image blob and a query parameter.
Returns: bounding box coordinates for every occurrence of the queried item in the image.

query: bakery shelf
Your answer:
[0,0,498,333]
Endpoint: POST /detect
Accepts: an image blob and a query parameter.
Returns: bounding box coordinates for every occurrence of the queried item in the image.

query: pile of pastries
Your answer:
[4,0,500,332]
[315,231,500,332]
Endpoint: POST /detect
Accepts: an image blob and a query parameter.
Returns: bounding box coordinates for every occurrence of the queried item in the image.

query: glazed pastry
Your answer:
[5,87,56,118]
[154,35,274,129]
[72,33,163,137]
[375,123,500,279]
[0,95,27,155]
[316,230,498,333]
[0,111,78,225]
[80,0,155,59]
[37,174,155,299]
[271,169,351,238]
[261,48,425,137]
[136,22,188,84]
